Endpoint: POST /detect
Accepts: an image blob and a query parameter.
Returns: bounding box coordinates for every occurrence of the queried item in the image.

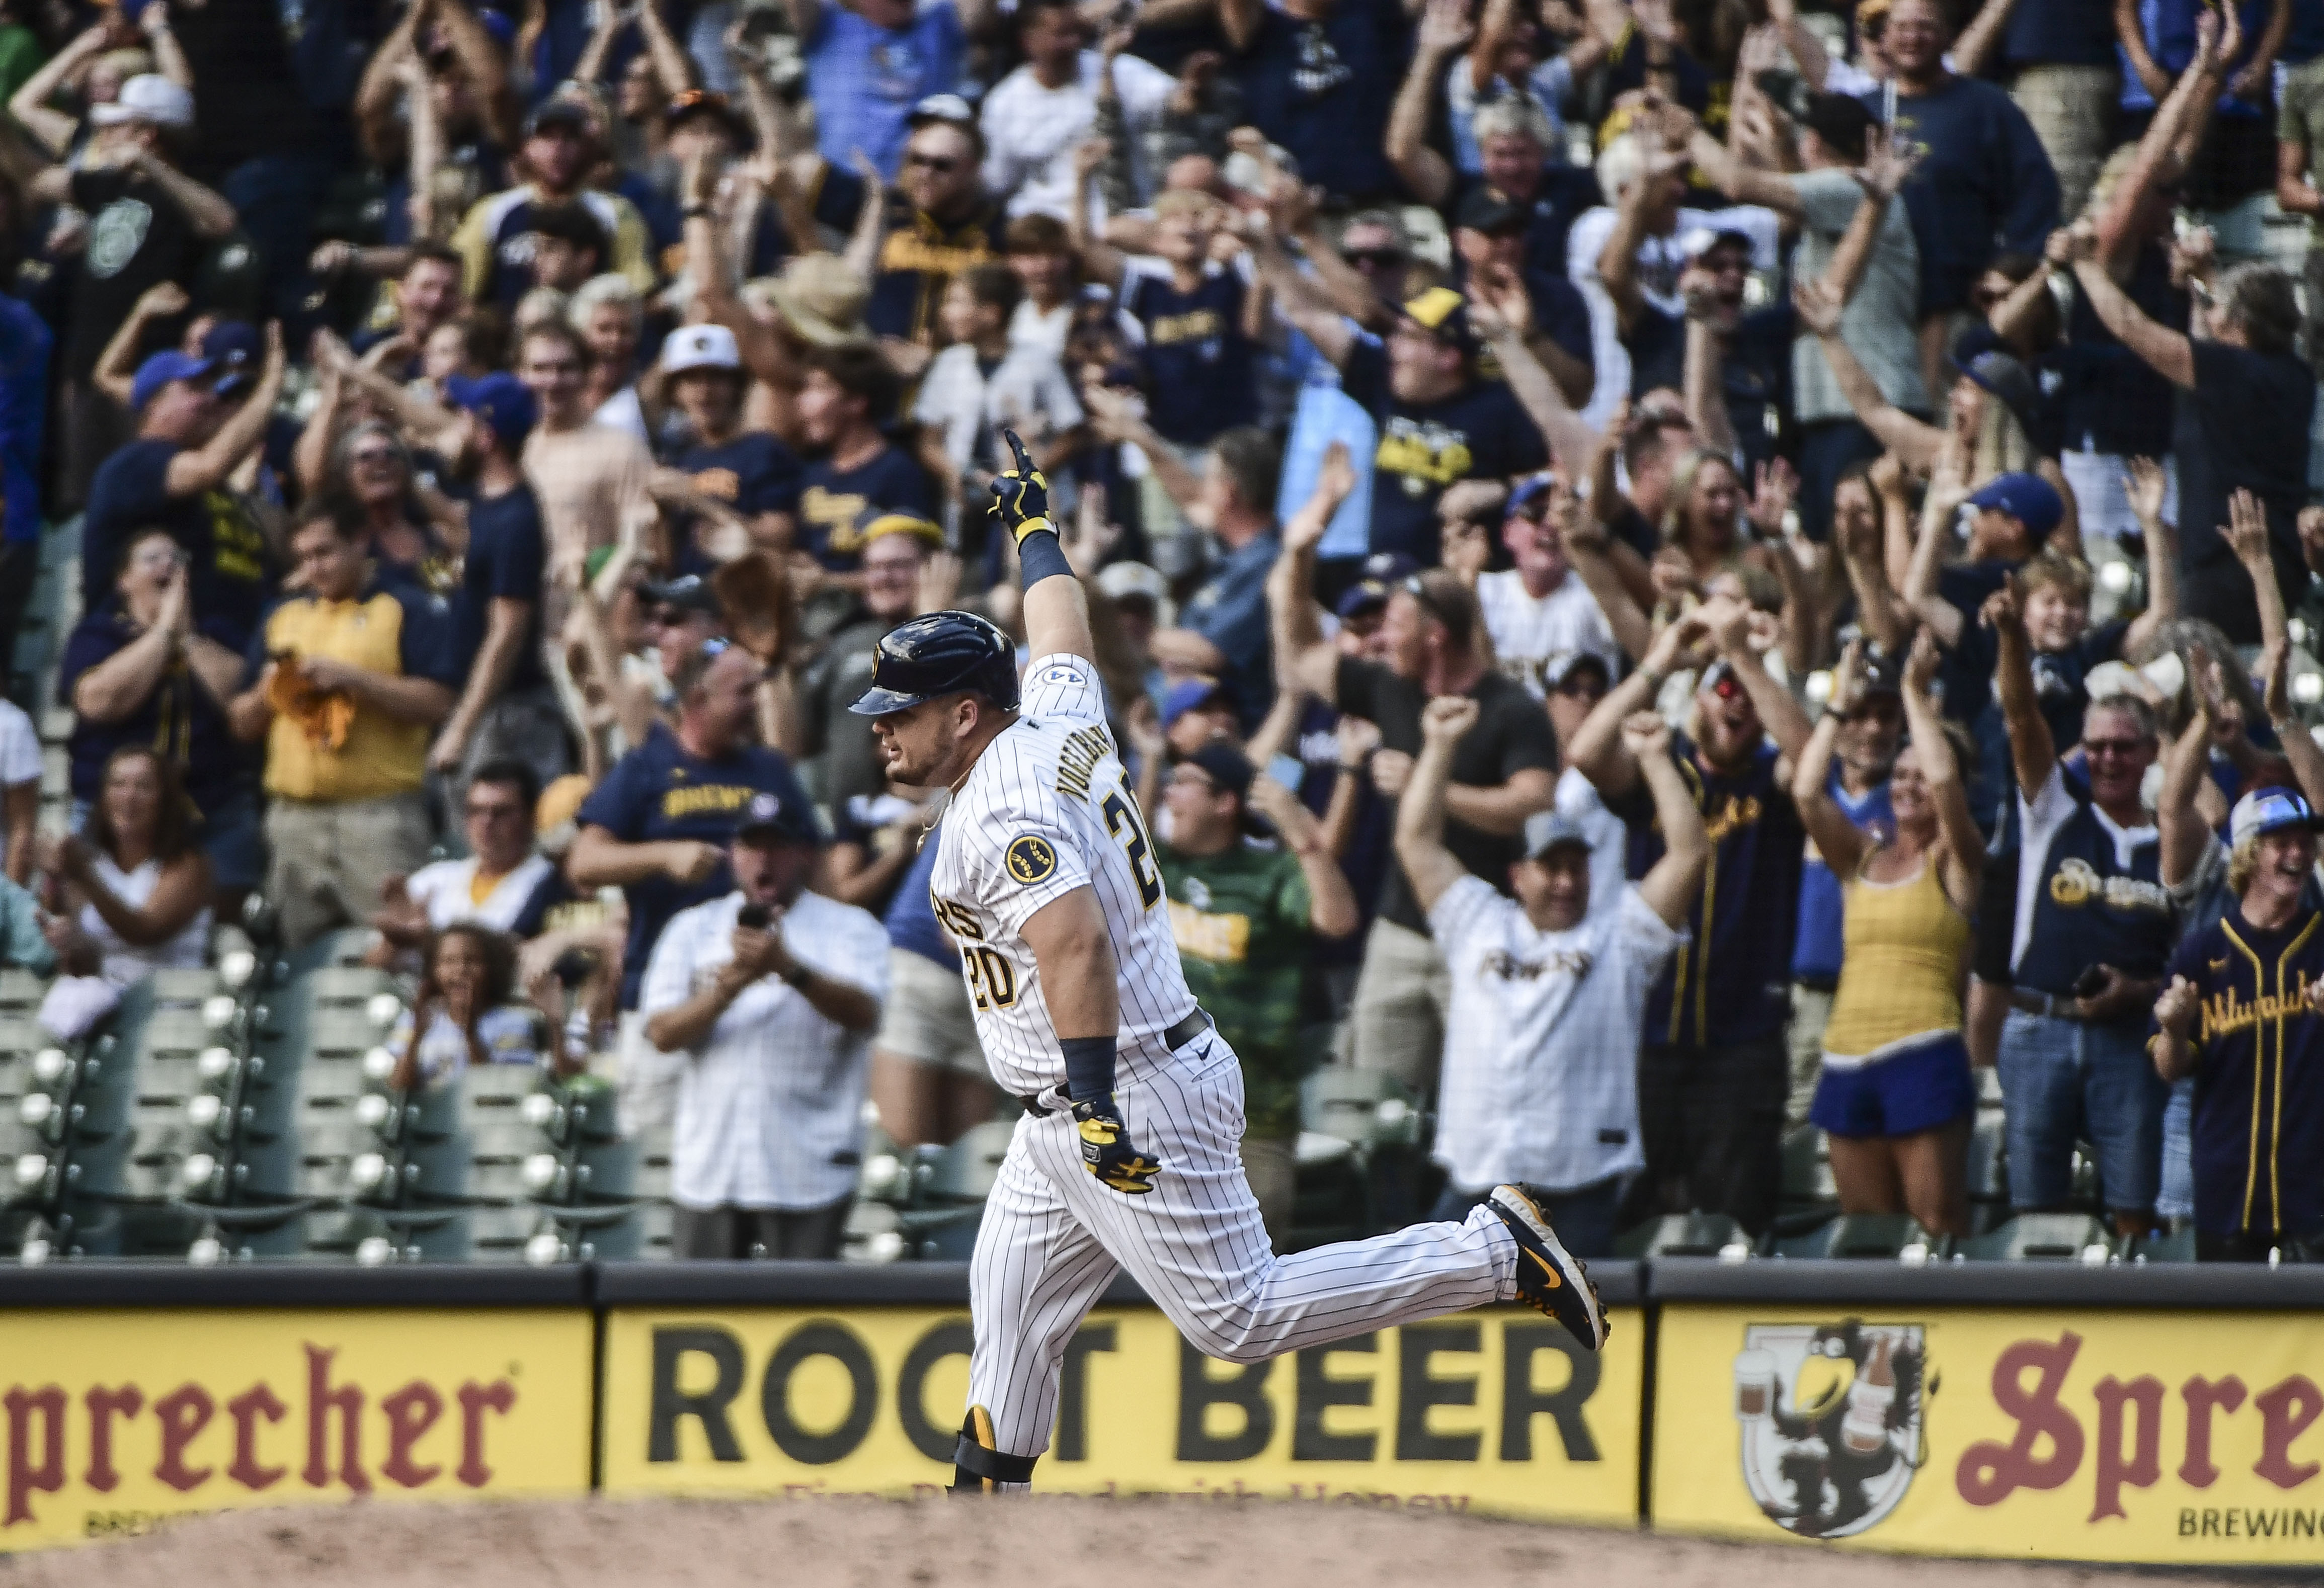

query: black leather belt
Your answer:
[1021,1011,1209,1115]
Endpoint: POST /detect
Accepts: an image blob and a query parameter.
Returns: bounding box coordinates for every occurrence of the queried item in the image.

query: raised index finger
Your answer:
[1003,429,1035,477]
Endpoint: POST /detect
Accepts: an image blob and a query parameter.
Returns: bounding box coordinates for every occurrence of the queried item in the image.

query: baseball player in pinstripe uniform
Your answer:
[850,436,1606,1496]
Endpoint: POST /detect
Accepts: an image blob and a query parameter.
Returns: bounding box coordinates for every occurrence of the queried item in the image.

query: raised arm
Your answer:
[1569,609,1706,801]
[1682,123,1805,218]
[94,282,191,408]
[12,26,109,157]
[683,155,798,389]
[2226,485,2289,657]
[1556,479,1655,662]
[1392,694,1482,916]
[1628,708,1711,929]
[1594,168,1657,336]
[992,431,1093,663]
[1898,459,1969,647]
[1984,578,2057,804]
[1822,129,1921,307]
[1267,441,1355,701]
[1900,626,1982,906]
[1793,682,1871,878]
[1948,0,2022,78]
[1792,274,1944,466]
[1066,138,1128,289]
[128,146,235,239]
[2099,10,2228,266]
[1704,594,1812,765]
[1468,273,1601,472]
[1840,475,1912,655]
[2156,668,2215,889]
[1247,219,1354,368]
[2118,456,2181,656]
[2069,227,2195,388]
[1385,0,1469,209]
[164,324,284,498]
[431,0,522,149]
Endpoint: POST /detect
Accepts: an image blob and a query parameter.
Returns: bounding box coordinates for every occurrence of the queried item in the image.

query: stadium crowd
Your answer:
[0,0,2318,1264]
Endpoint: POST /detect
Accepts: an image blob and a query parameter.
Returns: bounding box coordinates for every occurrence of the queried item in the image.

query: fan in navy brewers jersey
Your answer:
[2153,787,2324,1262]
[1986,577,2175,1236]
[849,432,1604,1498]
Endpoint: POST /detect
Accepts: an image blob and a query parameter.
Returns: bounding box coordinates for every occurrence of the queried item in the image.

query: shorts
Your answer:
[872,947,986,1077]
[1811,1031,1976,1140]
[200,789,266,893]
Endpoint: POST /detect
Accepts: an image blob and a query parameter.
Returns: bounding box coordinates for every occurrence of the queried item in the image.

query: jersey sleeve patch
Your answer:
[1005,833,1059,884]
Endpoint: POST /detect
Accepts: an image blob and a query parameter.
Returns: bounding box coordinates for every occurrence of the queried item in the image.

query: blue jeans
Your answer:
[1996,1010,2167,1215]
[1430,1176,1625,1260]
[2157,1075,2195,1222]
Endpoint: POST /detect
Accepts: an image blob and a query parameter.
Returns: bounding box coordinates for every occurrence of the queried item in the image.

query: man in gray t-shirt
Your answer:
[1681,93,1925,540]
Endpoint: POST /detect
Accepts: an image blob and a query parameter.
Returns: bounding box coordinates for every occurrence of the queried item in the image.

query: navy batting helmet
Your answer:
[849,610,1021,717]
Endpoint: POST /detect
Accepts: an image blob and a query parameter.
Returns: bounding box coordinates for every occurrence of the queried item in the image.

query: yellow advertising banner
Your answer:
[1653,1304,2324,1564]
[600,1304,1642,1520]
[0,1309,594,1550]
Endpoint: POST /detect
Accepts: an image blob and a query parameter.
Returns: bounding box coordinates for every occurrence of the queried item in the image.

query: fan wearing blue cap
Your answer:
[80,324,284,657]
[432,373,562,792]
[2154,785,2324,1260]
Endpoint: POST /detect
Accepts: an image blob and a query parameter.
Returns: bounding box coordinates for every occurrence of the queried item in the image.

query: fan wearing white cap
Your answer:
[2153,785,2324,1261]
[31,71,235,410]
[656,323,802,557]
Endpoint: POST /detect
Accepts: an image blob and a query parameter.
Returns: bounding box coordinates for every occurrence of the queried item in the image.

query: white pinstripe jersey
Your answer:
[929,652,1196,1096]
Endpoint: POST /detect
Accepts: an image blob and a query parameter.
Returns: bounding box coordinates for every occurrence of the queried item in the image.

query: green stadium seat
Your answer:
[1772,1212,1947,1261]
[843,1200,905,1263]
[916,1120,1012,1203]
[1300,1068,1422,1150]
[1958,1213,2114,1262]
[1616,1212,1750,1259]
[1780,1125,1837,1204]
[2131,1226,2198,1263]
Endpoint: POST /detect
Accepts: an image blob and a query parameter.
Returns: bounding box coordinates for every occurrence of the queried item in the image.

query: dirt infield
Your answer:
[0,1496,2246,1587]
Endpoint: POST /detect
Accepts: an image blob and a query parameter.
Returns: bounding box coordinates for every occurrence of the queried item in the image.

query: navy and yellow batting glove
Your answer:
[989,429,1054,545]
[1071,1097,1160,1194]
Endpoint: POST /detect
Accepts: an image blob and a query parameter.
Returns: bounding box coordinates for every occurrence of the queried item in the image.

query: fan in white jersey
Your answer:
[1395,695,1708,1236]
[1465,474,1621,701]
[846,432,1606,1498]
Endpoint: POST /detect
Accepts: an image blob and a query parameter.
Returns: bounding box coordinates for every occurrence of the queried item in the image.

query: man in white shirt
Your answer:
[640,790,891,1260]
[1393,695,1709,1256]
[979,0,1172,220]
[371,761,560,963]
[1468,474,1621,701]
[0,696,39,884]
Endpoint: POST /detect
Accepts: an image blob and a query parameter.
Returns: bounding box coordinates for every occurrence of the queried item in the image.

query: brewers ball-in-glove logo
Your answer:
[1006,834,1058,884]
[1733,1319,1931,1539]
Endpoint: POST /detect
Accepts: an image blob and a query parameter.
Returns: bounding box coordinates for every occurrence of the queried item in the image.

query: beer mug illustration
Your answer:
[1734,1348,1776,1419]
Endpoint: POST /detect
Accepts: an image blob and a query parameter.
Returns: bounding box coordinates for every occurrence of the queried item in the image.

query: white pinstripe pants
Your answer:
[967,1030,1520,1467]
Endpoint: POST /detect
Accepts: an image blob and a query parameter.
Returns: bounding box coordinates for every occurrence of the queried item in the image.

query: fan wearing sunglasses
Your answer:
[1982,576,2173,1240]
[1564,596,1814,1237]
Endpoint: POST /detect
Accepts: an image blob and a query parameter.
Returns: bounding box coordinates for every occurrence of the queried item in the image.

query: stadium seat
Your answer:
[1772,1213,1947,1261]
[1958,1213,2114,1262]
[1300,1068,1422,1151]
[2130,1226,2197,1264]
[1779,1125,1837,1204]
[916,1120,1012,1203]
[1615,1212,1749,1259]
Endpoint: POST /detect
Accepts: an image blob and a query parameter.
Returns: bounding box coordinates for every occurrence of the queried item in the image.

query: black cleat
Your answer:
[1487,1184,1608,1350]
